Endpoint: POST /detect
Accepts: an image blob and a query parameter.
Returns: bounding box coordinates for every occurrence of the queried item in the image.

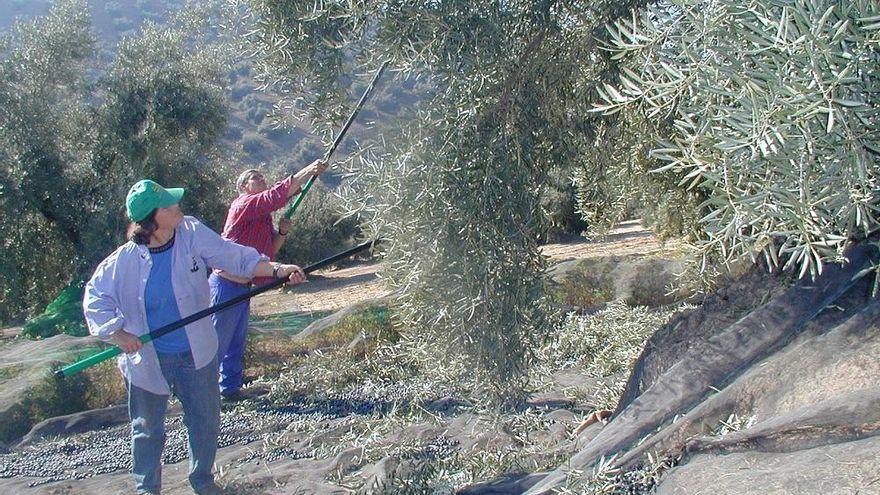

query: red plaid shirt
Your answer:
[221,175,299,261]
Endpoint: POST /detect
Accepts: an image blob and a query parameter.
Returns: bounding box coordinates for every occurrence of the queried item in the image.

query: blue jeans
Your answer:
[128,352,220,493]
[209,274,251,395]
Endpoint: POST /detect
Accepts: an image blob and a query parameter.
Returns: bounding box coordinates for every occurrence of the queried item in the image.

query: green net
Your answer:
[22,280,87,339]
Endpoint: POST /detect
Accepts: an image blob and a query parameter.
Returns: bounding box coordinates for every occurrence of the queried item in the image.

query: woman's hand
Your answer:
[255,261,307,283]
[276,264,307,285]
[110,330,143,354]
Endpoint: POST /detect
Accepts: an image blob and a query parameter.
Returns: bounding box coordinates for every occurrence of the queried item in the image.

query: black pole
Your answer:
[55,239,382,378]
[323,60,390,161]
[282,60,389,220]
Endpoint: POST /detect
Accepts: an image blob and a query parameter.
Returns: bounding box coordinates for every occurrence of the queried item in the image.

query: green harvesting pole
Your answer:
[282,60,389,220]
[55,239,382,379]
[56,333,154,377]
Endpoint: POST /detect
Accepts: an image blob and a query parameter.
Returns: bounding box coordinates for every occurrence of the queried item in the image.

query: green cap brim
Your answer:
[161,188,185,208]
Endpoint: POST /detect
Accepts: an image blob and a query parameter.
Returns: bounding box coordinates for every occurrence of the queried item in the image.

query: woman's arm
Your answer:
[252,261,306,285]
[191,218,267,277]
[82,255,127,341]
[190,217,306,284]
[82,251,143,353]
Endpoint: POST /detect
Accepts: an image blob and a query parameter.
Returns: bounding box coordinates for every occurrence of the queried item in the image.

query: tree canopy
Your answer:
[237,0,879,403]
[235,0,654,403]
[595,0,880,280]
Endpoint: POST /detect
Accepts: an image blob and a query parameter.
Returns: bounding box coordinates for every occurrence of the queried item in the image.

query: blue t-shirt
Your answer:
[145,238,190,354]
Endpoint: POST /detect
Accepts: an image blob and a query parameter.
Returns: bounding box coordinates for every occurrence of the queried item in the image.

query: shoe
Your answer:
[193,482,223,495]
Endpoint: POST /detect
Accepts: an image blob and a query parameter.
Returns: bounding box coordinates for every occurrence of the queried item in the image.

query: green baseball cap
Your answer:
[126,179,185,222]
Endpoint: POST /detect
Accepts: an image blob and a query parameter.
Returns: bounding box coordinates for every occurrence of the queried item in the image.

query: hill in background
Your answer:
[0,0,423,182]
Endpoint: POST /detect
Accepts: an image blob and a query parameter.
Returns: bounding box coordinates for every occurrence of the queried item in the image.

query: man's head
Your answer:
[236,169,268,194]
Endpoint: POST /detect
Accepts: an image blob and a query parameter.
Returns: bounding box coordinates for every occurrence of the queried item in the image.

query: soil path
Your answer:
[252,220,679,316]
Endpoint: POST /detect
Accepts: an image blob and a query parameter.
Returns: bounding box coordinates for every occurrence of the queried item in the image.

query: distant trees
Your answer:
[0,0,232,322]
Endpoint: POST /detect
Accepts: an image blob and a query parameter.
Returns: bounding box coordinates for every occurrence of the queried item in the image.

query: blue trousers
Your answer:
[209,273,251,395]
[128,352,219,493]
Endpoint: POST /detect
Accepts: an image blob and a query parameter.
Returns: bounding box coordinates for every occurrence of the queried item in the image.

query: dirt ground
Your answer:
[540,220,681,261]
[251,262,387,316]
[252,220,681,317]
[0,220,686,495]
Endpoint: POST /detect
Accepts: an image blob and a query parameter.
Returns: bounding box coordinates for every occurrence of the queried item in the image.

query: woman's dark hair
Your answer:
[127,210,159,245]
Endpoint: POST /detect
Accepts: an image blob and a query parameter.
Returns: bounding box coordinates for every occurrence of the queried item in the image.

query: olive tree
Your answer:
[0,0,232,322]
[232,0,651,403]
[0,0,99,321]
[96,13,233,231]
[592,0,880,279]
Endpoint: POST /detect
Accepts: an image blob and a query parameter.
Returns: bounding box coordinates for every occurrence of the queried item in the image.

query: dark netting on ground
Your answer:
[0,379,468,487]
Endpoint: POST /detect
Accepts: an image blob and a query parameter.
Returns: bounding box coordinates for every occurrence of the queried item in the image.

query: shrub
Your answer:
[241,131,268,155]
[225,124,243,142]
[540,165,588,241]
[230,82,251,101]
[111,16,135,31]
[625,259,685,308]
[257,120,292,141]
[289,138,324,166]
[551,260,616,309]
[0,359,123,444]
[104,1,123,17]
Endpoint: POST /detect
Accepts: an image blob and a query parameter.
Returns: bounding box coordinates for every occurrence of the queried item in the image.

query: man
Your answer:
[210,159,328,400]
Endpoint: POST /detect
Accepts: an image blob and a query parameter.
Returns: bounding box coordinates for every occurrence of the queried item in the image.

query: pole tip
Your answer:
[54,369,64,380]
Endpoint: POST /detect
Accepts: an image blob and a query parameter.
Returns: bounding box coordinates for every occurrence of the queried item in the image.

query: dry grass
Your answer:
[539,303,664,374]
[552,261,616,308]
[81,360,126,408]
[244,306,404,404]
[0,363,24,380]
[244,307,394,379]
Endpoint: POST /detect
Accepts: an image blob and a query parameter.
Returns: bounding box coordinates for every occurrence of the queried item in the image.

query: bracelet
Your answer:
[278,230,289,236]
[272,264,282,279]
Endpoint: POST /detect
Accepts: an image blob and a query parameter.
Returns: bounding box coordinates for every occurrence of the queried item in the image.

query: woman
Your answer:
[83,179,306,495]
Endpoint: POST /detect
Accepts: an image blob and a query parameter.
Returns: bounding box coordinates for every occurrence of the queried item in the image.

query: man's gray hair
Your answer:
[236,169,262,190]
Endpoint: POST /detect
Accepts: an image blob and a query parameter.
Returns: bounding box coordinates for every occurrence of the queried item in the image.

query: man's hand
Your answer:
[278,218,292,236]
[289,159,330,196]
[305,158,328,178]
[110,330,143,354]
